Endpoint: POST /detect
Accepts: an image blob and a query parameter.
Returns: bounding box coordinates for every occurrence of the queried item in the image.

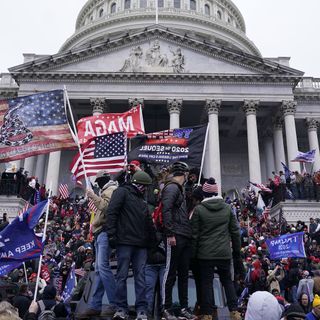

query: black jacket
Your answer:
[106,184,154,247]
[161,182,192,238]
[12,294,31,318]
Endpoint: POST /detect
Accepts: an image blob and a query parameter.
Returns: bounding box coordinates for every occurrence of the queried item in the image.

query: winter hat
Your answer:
[202,178,218,197]
[284,303,306,319]
[43,285,57,299]
[313,294,320,308]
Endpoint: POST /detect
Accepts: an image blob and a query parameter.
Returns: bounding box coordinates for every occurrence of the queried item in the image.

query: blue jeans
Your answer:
[145,264,165,313]
[115,245,148,313]
[89,232,116,310]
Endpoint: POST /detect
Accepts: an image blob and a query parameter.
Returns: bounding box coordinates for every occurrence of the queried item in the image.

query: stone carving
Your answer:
[129,98,144,107]
[120,46,143,72]
[90,97,106,115]
[167,98,183,114]
[306,118,319,131]
[281,100,297,116]
[242,100,259,115]
[205,99,221,115]
[120,41,185,73]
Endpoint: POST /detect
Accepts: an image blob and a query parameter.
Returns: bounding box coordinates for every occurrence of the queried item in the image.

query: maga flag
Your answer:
[128,125,207,167]
[0,90,75,162]
[0,200,48,275]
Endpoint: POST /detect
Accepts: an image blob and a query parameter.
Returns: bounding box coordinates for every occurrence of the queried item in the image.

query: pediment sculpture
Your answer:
[120,41,185,73]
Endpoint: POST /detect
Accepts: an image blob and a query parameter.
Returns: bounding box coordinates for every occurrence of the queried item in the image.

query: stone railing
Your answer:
[0,73,18,88]
[295,77,320,90]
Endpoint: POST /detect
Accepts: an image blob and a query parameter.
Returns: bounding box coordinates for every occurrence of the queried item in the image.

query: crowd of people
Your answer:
[0,161,320,320]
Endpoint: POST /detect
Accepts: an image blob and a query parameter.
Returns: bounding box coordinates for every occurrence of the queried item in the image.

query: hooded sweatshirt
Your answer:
[191,196,241,260]
[245,291,282,320]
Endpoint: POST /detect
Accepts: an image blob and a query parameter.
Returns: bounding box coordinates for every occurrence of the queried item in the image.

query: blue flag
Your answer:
[61,264,76,302]
[281,162,291,179]
[0,200,48,276]
[266,232,306,260]
[291,150,316,163]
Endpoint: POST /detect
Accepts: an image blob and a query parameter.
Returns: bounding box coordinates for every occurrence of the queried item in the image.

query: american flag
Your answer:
[88,198,97,213]
[0,90,75,162]
[249,181,272,193]
[58,184,69,200]
[70,132,126,182]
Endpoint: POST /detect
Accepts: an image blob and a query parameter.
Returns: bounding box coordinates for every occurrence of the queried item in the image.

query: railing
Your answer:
[296,77,320,90]
[0,74,18,88]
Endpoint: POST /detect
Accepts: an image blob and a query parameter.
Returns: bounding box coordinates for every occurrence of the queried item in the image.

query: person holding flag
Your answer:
[77,170,118,318]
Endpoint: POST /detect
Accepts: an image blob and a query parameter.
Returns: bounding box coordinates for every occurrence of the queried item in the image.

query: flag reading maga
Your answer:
[77,106,145,144]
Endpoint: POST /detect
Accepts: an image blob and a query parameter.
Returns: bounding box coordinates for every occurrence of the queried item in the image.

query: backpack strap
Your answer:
[38,300,46,312]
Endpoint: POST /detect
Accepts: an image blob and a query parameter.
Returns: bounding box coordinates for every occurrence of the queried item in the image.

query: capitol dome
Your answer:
[59,0,261,56]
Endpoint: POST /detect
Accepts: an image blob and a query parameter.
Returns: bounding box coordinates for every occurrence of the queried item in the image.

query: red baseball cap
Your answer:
[129,160,141,167]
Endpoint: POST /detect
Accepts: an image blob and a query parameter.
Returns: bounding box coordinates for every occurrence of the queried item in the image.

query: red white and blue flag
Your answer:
[291,149,316,163]
[58,184,69,200]
[249,181,272,193]
[0,90,75,162]
[70,132,127,182]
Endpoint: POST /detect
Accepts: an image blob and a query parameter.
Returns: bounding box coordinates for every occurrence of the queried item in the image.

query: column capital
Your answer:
[306,118,319,131]
[90,97,106,115]
[128,98,144,108]
[281,100,297,116]
[242,100,259,115]
[272,116,284,130]
[205,99,221,115]
[167,98,183,114]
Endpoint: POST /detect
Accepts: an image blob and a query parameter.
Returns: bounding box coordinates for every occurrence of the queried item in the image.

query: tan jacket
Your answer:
[267,267,284,293]
[90,181,118,234]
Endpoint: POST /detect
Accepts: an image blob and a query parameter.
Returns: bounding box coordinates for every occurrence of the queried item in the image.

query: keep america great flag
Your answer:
[0,90,75,162]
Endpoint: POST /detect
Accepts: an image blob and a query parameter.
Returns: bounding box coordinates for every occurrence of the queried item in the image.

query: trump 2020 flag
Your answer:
[0,90,75,162]
[0,200,48,275]
[61,264,76,302]
[266,232,306,260]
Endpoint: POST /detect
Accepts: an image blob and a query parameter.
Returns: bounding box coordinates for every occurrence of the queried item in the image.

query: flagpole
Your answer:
[33,184,52,302]
[23,262,28,285]
[63,87,90,189]
[197,123,210,186]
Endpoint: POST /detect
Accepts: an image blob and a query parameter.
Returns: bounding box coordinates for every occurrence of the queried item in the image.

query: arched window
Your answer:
[174,0,180,8]
[99,8,104,17]
[190,0,196,10]
[124,0,131,9]
[217,10,222,19]
[204,4,210,15]
[140,0,147,8]
[158,0,164,7]
[110,3,116,13]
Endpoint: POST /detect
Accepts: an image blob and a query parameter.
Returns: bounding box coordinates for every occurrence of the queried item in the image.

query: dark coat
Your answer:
[106,184,155,247]
[12,293,32,318]
[161,182,191,238]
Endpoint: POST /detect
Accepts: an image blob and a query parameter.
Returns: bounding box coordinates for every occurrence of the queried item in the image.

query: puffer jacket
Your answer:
[161,182,191,238]
[191,196,241,260]
[106,183,155,247]
[90,180,118,234]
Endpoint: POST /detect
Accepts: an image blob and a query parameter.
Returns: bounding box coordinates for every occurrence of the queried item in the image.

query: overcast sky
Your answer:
[0,0,318,76]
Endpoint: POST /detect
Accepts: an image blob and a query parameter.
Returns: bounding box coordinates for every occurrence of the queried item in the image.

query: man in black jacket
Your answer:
[106,171,154,320]
[161,162,195,320]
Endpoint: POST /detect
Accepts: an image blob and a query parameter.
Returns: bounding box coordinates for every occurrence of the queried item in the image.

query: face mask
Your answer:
[133,183,146,194]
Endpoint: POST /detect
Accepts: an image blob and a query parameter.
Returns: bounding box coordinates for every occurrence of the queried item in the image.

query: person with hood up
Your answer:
[244,291,282,320]
[306,294,320,319]
[106,171,155,320]
[78,170,118,318]
[249,259,266,294]
[191,178,242,320]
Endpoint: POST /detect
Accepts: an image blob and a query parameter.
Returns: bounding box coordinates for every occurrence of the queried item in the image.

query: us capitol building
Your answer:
[1,0,320,222]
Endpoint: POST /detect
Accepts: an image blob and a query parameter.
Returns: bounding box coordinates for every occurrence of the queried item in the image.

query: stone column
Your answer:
[23,156,36,176]
[90,98,106,116]
[205,99,222,195]
[242,100,261,183]
[306,118,320,171]
[34,154,46,184]
[45,151,61,195]
[128,98,144,108]
[167,98,182,129]
[263,130,275,179]
[281,101,300,172]
[272,116,286,172]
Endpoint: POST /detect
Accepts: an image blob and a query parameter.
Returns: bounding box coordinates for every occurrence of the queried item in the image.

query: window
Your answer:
[174,0,180,8]
[158,0,164,7]
[125,0,131,9]
[217,10,222,19]
[99,8,104,17]
[111,3,116,13]
[140,0,147,7]
[190,0,196,10]
[204,4,210,15]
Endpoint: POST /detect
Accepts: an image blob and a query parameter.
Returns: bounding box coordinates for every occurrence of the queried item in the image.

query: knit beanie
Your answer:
[284,303,306,319]
[202,178,218,197]
[313,294,320,308]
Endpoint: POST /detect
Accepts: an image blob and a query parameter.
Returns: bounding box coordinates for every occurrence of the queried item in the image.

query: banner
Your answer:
[128,125,207,167]
[0,90,75,162]
[266,232,306,260]
[76,106,144,144]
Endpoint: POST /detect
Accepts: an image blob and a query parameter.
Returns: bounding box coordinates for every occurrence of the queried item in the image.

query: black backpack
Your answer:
[38,300,56,320]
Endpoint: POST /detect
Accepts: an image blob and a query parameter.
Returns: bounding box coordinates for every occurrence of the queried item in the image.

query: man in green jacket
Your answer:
[191,178,241,320]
